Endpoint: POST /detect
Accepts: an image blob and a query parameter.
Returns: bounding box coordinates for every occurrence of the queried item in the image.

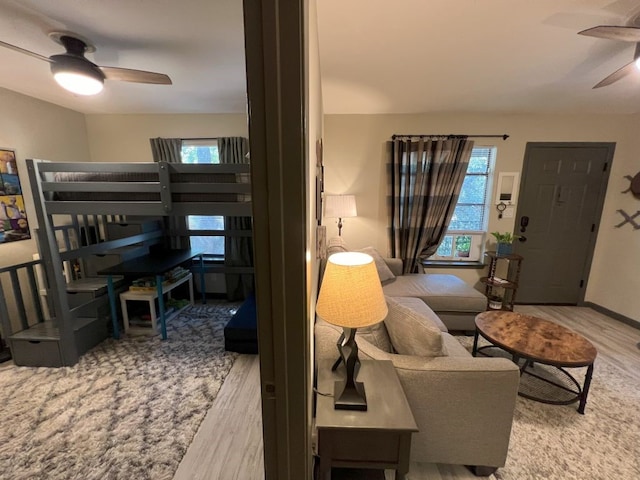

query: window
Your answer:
[431,147,495,262]
[180,140,224,257]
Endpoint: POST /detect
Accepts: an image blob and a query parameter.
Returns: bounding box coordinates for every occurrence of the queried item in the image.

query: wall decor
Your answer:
[315,138,324,225]
[622,171,640,199]
[0,148,31,243]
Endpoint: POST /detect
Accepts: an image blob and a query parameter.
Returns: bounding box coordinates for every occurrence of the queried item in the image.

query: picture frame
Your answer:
[0,148,31,243]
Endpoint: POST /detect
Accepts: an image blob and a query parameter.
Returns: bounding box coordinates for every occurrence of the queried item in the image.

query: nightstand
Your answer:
[315,359,418,480]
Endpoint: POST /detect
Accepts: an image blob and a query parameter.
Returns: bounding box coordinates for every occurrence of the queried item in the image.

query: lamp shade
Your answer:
[316,252,388,328]
[324,195,357,219]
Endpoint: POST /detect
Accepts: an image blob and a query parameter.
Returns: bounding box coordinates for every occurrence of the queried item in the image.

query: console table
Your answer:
[315,360,418,479]
[98,248,205,340]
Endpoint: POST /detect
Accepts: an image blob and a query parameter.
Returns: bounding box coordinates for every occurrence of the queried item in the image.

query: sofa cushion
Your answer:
[358,246,396,283]
[383,296,445,357]
[382,274,486,313]
[386,296,448,332]
[357,321,393,353]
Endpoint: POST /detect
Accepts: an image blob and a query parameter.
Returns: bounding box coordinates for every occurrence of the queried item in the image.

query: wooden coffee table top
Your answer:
[475,311,597,367]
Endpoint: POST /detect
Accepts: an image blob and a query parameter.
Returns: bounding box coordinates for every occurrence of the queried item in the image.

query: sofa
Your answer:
[314,241,520,475]
[326,238,488,332]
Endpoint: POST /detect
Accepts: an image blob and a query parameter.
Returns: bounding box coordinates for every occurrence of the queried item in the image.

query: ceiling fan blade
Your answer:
[593,60,637,88]
[99,66,172,85]
[578,25,640,42]
[0,39,52,63]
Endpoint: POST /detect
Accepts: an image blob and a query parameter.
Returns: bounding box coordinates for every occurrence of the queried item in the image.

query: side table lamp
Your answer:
[316,251,388,411]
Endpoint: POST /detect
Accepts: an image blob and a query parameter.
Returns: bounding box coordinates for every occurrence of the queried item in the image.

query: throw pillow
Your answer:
[383,296,445,357]
[327,236,349,257]
[358,246,396,283]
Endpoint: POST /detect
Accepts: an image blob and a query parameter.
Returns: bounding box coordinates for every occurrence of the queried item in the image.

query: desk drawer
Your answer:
[318,430,402,464]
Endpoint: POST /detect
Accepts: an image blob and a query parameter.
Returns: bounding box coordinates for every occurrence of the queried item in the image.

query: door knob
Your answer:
[518,235,527,243]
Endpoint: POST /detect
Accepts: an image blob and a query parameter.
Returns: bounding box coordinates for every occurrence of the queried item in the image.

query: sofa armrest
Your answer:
[392,353,520,468]
[383,257,404,277]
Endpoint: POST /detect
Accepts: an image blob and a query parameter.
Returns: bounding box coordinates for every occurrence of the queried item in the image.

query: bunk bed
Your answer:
[0,159,253,367]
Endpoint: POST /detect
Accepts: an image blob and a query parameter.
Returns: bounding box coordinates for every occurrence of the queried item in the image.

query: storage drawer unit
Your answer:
[83,246,148,277]
[106,219,162,243]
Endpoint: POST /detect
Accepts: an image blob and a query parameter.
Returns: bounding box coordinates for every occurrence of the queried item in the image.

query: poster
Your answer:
[0,148,31,243]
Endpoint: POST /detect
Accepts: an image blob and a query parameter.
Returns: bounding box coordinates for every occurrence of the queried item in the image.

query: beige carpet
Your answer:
[0,302,240,480]
[456,336,640,480]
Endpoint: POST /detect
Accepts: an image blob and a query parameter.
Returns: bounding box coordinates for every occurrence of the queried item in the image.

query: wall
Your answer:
[306,0,324,467]
[0,87,90,268]
[323,113,639,322]
[85,113,248,163]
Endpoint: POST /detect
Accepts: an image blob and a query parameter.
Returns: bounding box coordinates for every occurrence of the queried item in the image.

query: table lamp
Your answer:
[316,251,388,411]
[324,195,357,236]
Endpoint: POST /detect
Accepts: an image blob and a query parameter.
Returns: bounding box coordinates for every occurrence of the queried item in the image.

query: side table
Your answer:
[120,272,194,335]
[315,359,418,480]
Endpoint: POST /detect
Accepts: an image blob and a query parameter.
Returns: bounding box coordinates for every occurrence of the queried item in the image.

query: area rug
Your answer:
[0,302,240,480]
[456,336,640,480]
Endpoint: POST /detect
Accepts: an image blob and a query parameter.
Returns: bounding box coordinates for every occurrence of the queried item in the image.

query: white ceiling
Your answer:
[1,0,640,115]
[0,0,248,114]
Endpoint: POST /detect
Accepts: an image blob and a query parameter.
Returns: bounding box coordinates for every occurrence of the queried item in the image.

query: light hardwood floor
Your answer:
[174,306,640,480]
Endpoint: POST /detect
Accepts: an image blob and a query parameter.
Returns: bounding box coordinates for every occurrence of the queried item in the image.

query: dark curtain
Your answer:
[388,136,474,273]
[219,137,254,300]
[149,137,190,250]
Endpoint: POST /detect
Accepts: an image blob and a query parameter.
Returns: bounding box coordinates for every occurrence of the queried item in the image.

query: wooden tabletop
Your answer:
[315,360,418,432]
[475,311,597,367]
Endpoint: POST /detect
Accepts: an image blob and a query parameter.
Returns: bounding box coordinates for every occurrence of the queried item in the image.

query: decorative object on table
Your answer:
[487,294,504,310]
[324,194,357,236]
[0,148,31,244]
[490,231,520,256]
[315,251,388,411]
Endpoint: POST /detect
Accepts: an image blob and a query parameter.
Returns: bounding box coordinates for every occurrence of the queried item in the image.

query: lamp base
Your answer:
[334,379,367,411]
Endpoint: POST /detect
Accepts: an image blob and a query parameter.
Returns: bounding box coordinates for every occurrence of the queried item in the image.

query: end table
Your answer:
[315,359,418,480]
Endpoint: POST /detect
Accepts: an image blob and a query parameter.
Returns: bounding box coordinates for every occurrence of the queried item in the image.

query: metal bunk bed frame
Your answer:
[0,159,252,367]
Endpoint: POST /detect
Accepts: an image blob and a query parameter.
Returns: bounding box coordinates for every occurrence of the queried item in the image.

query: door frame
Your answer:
[515,142,615,305]
[243,0,311,479]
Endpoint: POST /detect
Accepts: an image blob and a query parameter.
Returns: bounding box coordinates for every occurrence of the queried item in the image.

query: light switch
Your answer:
[503,206,515,218]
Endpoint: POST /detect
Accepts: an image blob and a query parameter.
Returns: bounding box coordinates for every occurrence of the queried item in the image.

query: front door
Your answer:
[514,142,614,304]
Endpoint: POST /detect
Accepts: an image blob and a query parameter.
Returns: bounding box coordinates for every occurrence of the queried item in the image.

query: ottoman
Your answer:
[224,294,258,354]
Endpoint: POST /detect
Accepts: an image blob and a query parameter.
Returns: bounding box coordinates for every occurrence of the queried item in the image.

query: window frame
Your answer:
[427,146,496,264]
[180,139,225,259]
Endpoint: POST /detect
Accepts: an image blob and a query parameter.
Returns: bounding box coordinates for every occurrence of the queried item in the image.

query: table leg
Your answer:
[396,433,412,479]
[578,362,594,414]
[472,329,479,356]
[107,275,120,339]
[199,254,206,305]
[156,274,167,340]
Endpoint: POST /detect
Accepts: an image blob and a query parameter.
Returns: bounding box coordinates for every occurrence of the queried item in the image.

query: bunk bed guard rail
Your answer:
[26,159,252,217]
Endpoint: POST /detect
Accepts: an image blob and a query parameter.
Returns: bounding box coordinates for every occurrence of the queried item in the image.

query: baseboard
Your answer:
[583,302,640,331]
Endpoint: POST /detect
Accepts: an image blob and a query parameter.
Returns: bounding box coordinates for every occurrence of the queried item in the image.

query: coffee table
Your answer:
[473,311,597,414]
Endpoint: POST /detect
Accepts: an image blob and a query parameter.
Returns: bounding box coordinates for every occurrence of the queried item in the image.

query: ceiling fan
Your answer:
[578,25,640,88]
[0,32,172,96]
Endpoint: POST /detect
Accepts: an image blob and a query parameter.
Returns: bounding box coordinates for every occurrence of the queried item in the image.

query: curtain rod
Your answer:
[181,137,220,141]
[392,134,509,141]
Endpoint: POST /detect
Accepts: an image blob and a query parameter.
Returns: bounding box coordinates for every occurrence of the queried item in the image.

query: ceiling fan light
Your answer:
[50,55,105,96]
[53,71,104,95]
